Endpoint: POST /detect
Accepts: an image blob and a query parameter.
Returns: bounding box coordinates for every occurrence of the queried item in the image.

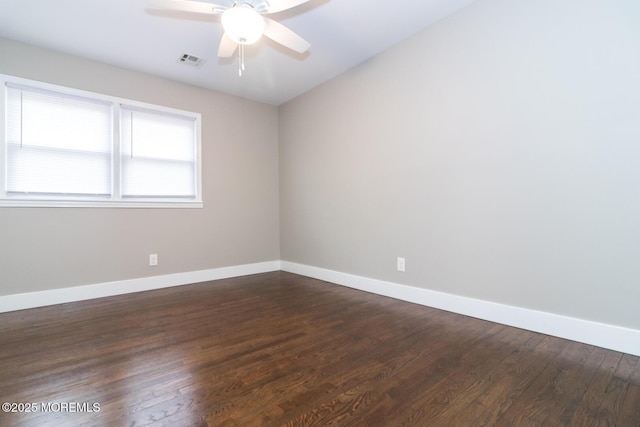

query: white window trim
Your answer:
[0,74,203,208]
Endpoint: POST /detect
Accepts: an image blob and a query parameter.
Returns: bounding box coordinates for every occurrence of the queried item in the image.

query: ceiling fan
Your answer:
[145,0,312,75]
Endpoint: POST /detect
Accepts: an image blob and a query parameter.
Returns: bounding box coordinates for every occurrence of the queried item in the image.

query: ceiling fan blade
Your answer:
[263,18,310,54]
[218,33,239,57]
[265,0,311,14]
[144,0,225,15]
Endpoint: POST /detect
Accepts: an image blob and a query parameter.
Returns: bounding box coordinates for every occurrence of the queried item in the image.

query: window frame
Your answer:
[0,74,203,208]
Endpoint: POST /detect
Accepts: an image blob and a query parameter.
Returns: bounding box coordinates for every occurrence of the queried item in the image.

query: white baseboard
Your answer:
[0,261,281,314]
[2,260,638,357]
[280,261,640,357]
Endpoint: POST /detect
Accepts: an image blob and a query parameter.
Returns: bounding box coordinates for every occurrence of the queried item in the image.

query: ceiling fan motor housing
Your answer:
[231,0,270,14]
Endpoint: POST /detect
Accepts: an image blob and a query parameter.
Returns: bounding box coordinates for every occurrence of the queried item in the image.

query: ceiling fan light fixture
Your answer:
[221,6,266,45]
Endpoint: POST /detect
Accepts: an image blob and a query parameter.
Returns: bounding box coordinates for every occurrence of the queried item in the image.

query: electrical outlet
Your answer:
[149,254,158,266]
[397,257,406,272]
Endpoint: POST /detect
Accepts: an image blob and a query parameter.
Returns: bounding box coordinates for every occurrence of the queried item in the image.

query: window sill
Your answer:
[0,199,204,209]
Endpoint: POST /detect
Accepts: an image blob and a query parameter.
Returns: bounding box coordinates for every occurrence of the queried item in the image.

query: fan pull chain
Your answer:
[19,90,23,148]
[238,44,246,77]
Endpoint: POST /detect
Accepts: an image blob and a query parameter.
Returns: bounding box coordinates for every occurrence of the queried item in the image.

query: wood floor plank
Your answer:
[415,328,546,426]
[567,350,625,426]
[619,353,640,427]
[1,271,639,426]
[388,323,518,425]
[589,353,640,427]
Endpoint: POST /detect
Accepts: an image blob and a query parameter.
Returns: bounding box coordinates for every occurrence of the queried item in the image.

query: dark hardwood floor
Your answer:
[0,271,638,426]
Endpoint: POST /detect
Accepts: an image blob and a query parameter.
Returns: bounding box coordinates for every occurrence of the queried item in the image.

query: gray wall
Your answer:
[279,0,640,330]
[0,38,280,295]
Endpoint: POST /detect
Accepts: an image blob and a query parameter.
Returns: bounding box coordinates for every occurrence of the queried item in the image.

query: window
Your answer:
[5,83,113,198]
[120,106,197,199]
[0,75,202,208]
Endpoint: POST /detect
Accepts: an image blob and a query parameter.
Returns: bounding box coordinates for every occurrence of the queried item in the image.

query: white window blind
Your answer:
[1,75,202,208]
[5,83,112,197]
[120,106,197,199]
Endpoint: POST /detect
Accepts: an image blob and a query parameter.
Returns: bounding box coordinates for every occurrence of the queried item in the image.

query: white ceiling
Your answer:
[0,0,476,105]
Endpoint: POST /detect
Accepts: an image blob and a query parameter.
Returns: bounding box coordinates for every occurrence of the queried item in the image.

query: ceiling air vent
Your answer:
[178,53,206,68]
